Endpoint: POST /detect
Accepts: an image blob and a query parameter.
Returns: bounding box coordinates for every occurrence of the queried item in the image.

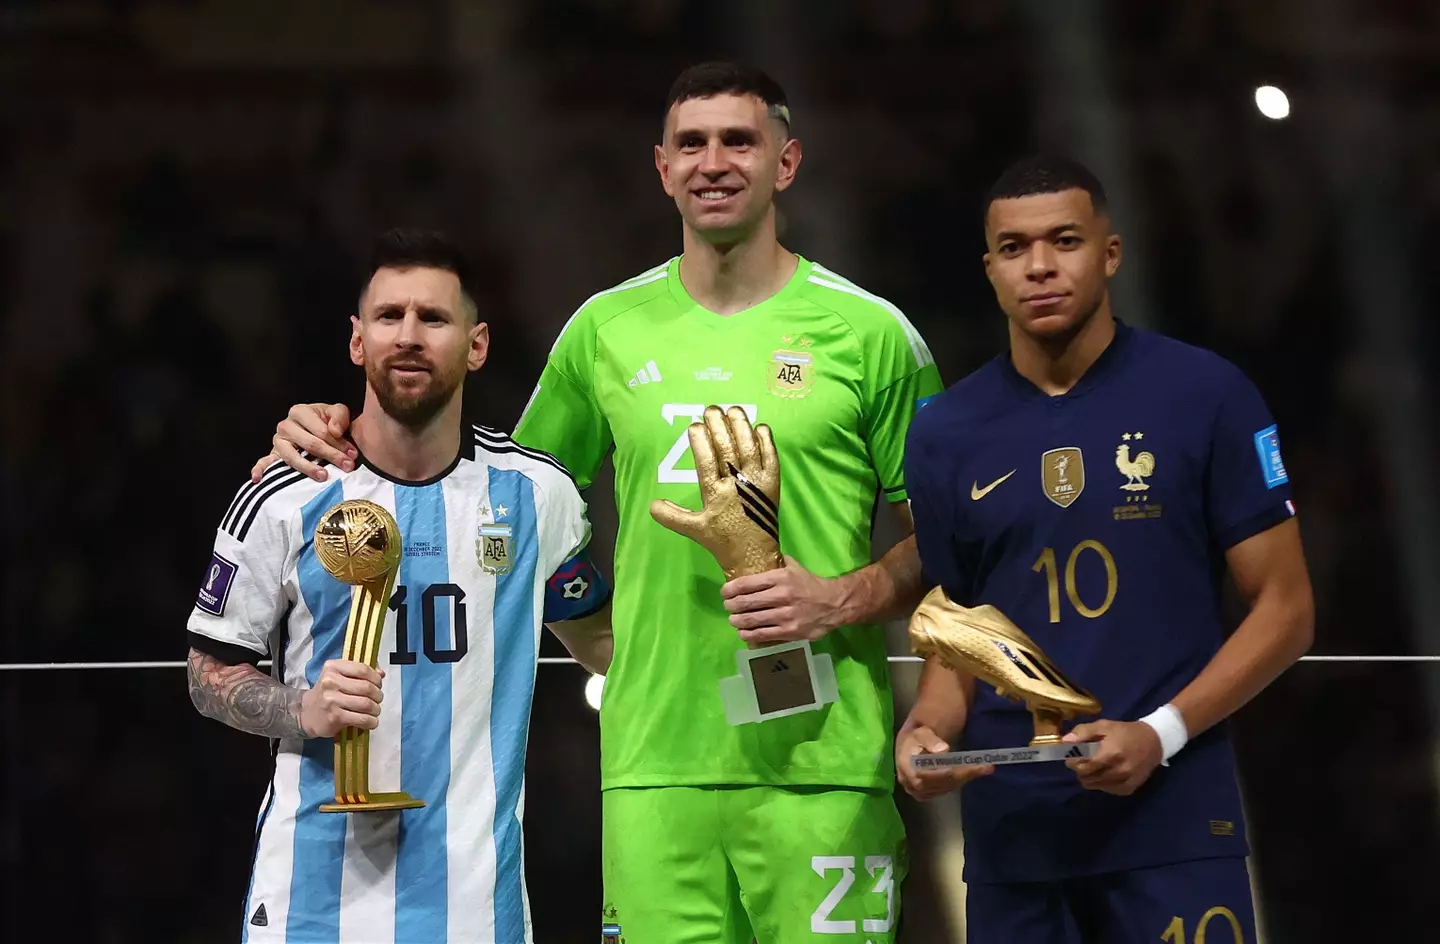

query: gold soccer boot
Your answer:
[909,586,1101,744]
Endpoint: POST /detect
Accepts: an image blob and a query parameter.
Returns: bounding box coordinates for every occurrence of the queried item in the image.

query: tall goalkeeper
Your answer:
[253,61,942,943]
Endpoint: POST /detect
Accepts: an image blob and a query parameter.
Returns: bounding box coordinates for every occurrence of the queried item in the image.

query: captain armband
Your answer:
[542,547,611,623]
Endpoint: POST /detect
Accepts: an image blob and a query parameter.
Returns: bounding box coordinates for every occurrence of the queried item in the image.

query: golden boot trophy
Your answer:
[907,586,1101,769]
[650,405,838,725]
[312,499,425,812]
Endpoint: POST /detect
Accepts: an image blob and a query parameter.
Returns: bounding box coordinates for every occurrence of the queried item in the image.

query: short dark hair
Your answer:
[364,227,479,322]
[663,61,791,133]
[983,155,1109,224]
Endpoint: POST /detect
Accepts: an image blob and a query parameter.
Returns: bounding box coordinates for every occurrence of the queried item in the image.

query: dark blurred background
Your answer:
[2,1,1439,941]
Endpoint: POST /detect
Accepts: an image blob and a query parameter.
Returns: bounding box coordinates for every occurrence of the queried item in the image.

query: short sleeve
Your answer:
[538,473,611,623]
[862,318,945,502]
[904,416,970,601]
[1205,368,1297,550]
[186,482,293,661]
[513,315,613,490]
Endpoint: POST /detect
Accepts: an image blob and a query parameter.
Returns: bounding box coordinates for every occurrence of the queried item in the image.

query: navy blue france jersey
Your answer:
[905,321,1295,884]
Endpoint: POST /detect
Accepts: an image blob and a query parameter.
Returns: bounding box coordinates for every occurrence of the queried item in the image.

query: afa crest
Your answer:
[476,503,513,575]
[768,336,814,398]
[1042,447,1085,508]
[602,903,624,944]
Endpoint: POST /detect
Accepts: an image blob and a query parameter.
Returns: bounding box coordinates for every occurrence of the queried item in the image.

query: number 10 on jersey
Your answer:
[1032,539,1118,622]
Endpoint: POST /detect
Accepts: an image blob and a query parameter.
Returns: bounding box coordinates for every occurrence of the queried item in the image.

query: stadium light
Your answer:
[584,673,605,711]
[1254,85,1290,120]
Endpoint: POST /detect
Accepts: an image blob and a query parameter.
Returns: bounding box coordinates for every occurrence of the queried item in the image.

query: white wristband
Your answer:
[1139,704,1189,766]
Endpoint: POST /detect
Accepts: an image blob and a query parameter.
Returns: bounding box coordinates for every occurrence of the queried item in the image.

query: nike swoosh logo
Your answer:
[971,469,1016,500]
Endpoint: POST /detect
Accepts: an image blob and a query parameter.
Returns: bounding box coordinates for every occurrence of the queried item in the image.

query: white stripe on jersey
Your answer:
[243,569,317,943]
[335,485,400,944]
[808,265,936,368]
[446,471,499,943]
[244,747,303,941]
[338,815,400,943]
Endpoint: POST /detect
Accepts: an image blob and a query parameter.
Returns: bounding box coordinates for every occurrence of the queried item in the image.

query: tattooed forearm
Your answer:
[187,648,311,739]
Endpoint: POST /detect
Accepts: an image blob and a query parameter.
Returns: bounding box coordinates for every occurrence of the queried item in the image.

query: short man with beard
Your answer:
[187,229,612,944]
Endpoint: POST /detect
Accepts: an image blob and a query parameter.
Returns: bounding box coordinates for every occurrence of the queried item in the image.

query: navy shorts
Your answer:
[966,857,1257,944]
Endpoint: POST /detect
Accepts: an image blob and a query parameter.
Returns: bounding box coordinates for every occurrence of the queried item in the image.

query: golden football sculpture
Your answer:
[909,586,1101,744]
[313,498,424,813]
[650,405,784,583]
[314,499,402,584]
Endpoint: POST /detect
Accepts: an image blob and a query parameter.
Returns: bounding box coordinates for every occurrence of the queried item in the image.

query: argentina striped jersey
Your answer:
[187,424,607,944]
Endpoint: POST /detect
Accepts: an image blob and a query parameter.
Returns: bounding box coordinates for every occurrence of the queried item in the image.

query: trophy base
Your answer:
[911,741,1098,771]
[319,792,427,814]
[719,640,839,725]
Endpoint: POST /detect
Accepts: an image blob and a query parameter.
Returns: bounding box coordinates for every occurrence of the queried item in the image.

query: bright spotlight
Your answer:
[584,673,605,711]
[1254,85,1290,120]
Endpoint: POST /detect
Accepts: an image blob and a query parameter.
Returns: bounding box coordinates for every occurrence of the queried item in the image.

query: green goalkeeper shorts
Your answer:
[600,785,908,944]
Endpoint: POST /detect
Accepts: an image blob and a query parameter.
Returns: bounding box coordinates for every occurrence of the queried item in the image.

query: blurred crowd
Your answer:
[2,1,1439,941]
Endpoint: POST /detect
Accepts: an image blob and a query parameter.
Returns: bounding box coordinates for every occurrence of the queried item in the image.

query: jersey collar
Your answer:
[346,420,476,488]
[669,254,813,330]
[999,318,1136,402]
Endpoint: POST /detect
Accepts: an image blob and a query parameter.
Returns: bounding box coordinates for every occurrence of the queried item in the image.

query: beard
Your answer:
[365,353,464,429]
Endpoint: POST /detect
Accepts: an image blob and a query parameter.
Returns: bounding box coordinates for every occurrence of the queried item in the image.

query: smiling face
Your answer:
[350,265,487,428]
[982,187,1122,343]
[653,92,801,247]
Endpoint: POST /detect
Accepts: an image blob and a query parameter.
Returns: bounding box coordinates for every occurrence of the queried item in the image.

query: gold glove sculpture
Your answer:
[650,405,837,725]
[909,586,1101,745]
[650,405,784,586]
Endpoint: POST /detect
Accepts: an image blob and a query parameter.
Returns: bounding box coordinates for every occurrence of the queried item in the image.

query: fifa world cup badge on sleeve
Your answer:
[649,405,838,725]
[906,587,1102,769]
[195,553,238,616]
[312,499,425,813]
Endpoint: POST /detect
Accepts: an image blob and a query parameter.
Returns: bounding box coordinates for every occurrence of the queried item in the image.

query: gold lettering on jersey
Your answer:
[1113,501,1163,521]
[1041,447,1085,507]
[477,522,512,575]
[768,339,814,398]
[1115,431,1155,491]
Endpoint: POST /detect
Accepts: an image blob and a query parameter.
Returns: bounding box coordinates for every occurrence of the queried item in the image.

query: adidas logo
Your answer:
[626,360,662,387]
[250,904,268,927]
[1064,745,1085,759]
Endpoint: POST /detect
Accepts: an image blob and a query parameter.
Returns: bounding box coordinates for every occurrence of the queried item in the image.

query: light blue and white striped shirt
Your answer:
[188,424,603,944]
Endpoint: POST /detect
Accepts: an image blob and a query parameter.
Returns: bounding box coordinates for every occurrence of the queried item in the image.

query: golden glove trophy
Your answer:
[650,406,837,725]
[312,499,425,812]
[907,586,1101,769]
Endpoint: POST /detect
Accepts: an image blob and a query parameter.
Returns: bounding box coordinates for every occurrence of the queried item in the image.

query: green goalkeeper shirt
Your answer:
[514,256,943,790]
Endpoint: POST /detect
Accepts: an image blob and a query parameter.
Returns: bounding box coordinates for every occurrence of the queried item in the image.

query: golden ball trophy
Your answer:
[650,406,837,725]
[312,499,425,812]
[907,586,1102,768]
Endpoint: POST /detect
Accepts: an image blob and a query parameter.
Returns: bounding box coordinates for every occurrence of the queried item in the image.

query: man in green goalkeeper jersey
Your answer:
[256,61,942,944]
